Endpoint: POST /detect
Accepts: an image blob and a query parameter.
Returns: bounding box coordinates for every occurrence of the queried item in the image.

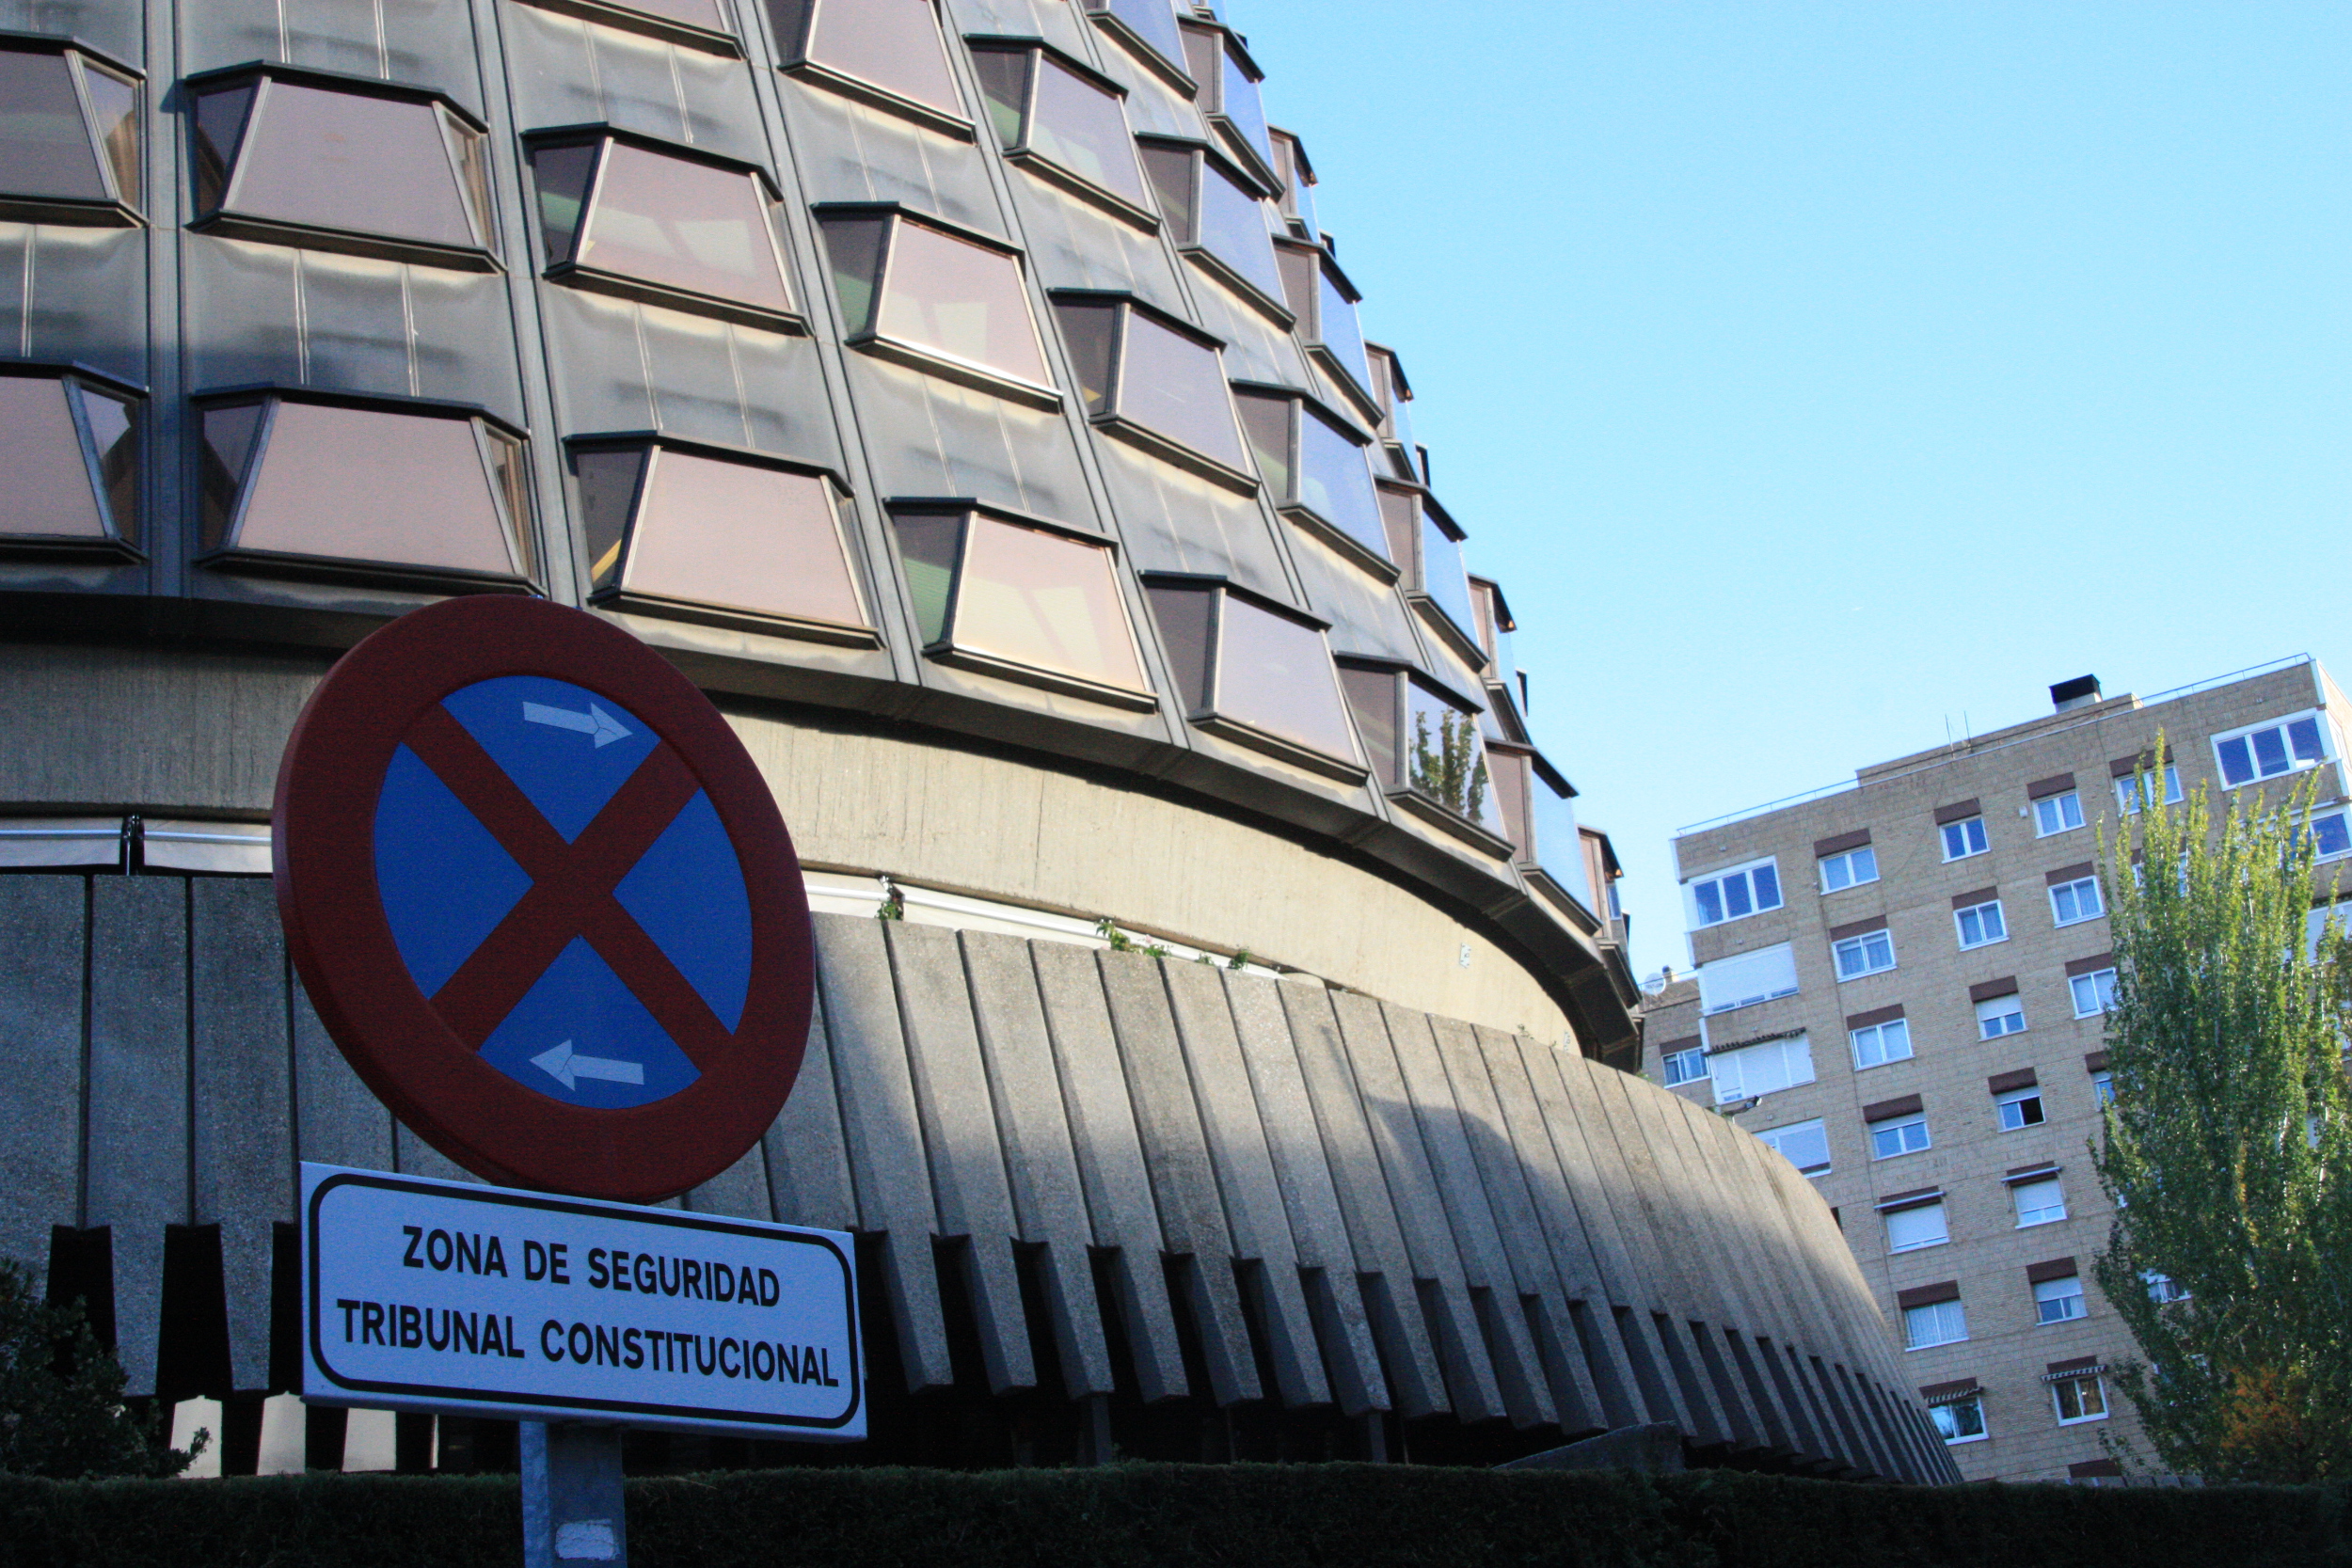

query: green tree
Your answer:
[2090,761,2352,1481]
[0,1258,205,1479]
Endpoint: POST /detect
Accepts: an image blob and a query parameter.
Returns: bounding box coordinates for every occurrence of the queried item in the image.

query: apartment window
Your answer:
[769,0,965,133]
[2034,790,2086,836]
[2013,1177,2067,1227]
[2049,875,2104,927]
[890,504,1151,708]
[2215,711,2331,789]
[2071,967,2118,1017]
[569,438,867,642]
[1056,293,1248,479]
[2091,1070,2115,1106]
[1142,577,1361,777]
[527,133,797,329]
[1904,1299,1968,1350]
[1884,1200,1948,1253]
[2116,766,2183,815]
[1711,1034,1816,1108]
[971,43,1150,221]
[1953,897,2007,950]
[2144,1272,2189,1305]
[1940,816,1989,862]
[1336,662,1504,839]
[1661,1045,1708,1087]
[2033,1274,2087,1325]
[1929,1395,1986,1444]
[188,67,496,269]
[1232,388,1384,563]
[820,210,1054,403]
[1137,138,1284,311]
[1820,846,1877,893]
[1689,858,1783,928]
[1976,993,2026,1038]
[1084,0,1187,78]
[1695,942,1800,1016]
[2309,809,2352,862]
[197,391,534,588]
[0,368,141,559]
[1996,1085,2046,1131]
[1833,927,1896,980]
[0,38,141,223]
[1850,1017,1913,1069]
[1756,1116,1830,1177]
[2050,1370,2107,1424]
[1869,1113,1931,1161]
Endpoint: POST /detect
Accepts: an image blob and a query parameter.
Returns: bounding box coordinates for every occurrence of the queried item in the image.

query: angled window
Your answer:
[1142,576,1362,779]
[1850,1016,1912,1069]
[1976,991,2026,1039]
[1688,856,1782,928]
[1274,238,1376,415]
[196,391,534,589]
[1833,925,1896,980]
[570,436,870,643]
[1362,342,1420,483]
[2214,710,2332,789]
[187,66,496,270]
[819,208,1056,404]
[1953,895,2006,950]
[1884,1199,1947,1253]
[1052,292,1248,483]
[1083,0,1190,85]
[0,367,140,560]
[1337,659,1505,846]
[0,36,141,225]
[889,502,1152,708]
[1525,753,1591,905]
[1267,126,1316,242]
[769,0,965,135]
[527,132,797,330]
[1819,845,1877,893]
[971,42,1151,224]
[1137,136,1285,315]
[1374,483,1481,662]
[521,0,741,52]
[1177,20,1277,193]
[1754,1115,1830,1175]
[2049,874,2103,927]
[1232,386,1385,571]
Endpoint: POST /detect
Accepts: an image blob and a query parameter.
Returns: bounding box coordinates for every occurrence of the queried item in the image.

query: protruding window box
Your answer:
[569,434,875,645]
[969,39,1155,230]
[1081,0,1194,95]
[194,388,536,593]
[526,128,802,333]
[889,500,1155,711]
[1136,135,1288,324]
[186,64,499,272]
[1338,656,1514,856]
[1375,481,1483,667]
[769,0,971,138]
[818,205,1061,409]
[0,362,142,562]
[517,0,742,55]
[1142,574,1366,783]
[1274,236,1378,420]
[0,33,142,227]
[1050,291,1254,492]
[1363,341,1422,483]
[1176,19,1278,197]
[1232,382,1390,581]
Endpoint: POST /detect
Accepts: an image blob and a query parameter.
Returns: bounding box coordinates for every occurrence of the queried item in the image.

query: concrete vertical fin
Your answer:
[290,974,395,1177]
[0,877,84,1281]
[763,980,857,1231]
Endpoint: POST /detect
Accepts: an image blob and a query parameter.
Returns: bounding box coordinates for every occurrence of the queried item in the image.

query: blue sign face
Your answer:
[371,675,754,1110]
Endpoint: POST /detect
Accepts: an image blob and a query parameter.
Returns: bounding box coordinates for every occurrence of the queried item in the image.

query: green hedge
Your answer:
[1,1464,2344,1568]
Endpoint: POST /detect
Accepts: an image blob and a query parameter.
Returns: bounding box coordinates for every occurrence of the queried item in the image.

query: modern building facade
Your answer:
[1655,657,2351,1482]
[0,0,1943,1481]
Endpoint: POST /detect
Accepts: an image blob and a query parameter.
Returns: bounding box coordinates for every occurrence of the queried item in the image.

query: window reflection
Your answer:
[1314,266,1374,404]
[1178,22,1277,191]
[971,43,1149,218]
[197,393,534,587]
[769,0,964,131]
[1140,137,1283,312]
[1338,660,1504,838]
[0,370,141,556]
[889,505,1152,706]
[1145,577,1359,776]
[1050,293,1247,480]
[0,41,141,221]
[819,211,1054,401]
[1234,388,1385,572]
[571,439,869,640]
[1084,0,1187,77]
[1268,128,1314,241]
[1418,503,1477,647]
[530,134,797,328]
[188,70,497,269]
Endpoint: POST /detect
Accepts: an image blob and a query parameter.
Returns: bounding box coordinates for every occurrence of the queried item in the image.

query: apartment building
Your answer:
[1649,656,2352,1482]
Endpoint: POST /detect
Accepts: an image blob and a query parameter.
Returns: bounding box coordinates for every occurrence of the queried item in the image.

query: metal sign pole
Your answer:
[522,1422,628,1566]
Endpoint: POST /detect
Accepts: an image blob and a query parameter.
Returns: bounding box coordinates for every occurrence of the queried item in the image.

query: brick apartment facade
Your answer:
[1649,657,2352,1482]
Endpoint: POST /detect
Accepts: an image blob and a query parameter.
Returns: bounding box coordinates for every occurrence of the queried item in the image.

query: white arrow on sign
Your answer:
[530,1040,646,1091]
[520,700,632,749]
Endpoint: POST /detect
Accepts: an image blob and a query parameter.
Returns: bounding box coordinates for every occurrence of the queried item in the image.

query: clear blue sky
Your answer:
[1226,1,2352,980]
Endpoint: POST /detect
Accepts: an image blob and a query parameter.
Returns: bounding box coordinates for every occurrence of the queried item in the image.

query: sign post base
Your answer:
[522,1422,627,1566]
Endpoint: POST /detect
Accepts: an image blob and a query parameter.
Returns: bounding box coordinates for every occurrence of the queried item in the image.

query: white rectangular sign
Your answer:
[301,1163,862,1439]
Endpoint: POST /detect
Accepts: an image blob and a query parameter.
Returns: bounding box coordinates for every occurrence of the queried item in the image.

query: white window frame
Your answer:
[1756,1116,1831,1177]
[1712,1033,1816,1106]
[2032,1275,2087,1324]
[2051,1372,2107,1424]
[1849,1017,1913,1069]
[1686,855,1783,929]
[1995,1085,2046,1131]
[1976,993,2026,1038]
[2049,877,2103,927]
[2115,767,2182,815]
[2090,1070,2114,1105]
[1833,928,1896,980]
[1697,942,1801,1015]
[1869,1113,1931,1161]
[1884,1200,1948,1254]
[1903,1298,1967,1350]
[1661,1045,1708,1086]
[2013,1177,2066,1227]
[2071,968,2117,1017]
[2143,1271,2189,1305]
[1819,845,1878,894]
[1953,898,2007,950]
[1930,1395,1987,1444]
[2212,708,2333,790]
[2309,807,2351,863]
[2033,791,2085,837]
[1940,816,1989,862]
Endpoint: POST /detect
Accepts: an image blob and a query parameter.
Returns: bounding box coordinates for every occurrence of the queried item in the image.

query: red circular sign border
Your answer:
[275,596,814,1203]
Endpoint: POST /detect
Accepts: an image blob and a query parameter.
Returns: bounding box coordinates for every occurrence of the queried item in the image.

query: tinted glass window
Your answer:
[1025,54,1145,205]
[1407,678,1499,831]
[574,446,646,585]
[193,85,254,212]
[1315,267,1373,392]
[1274,244,1316,322]
[618,450,862,628]
[876,221,1050,387]
[1375,484,1415,565]
[1419,513,1476,637]
[81,386,137,543]
[955,516,1143,691]
[1052,298,1119,414]
[1530,772,1590,900]
[609,0,731,35]
[230,402,519,576]
[1338,667,1397,785]
[800,0,960,119]
[818,215,886,335]
[226,82,484,249]
[1136,142,1194,236]
[1232,389,1289,498]
[892,509,961,642]
[0,51,106,200]
[575,143,793,316]
[199,403,265,550]
[82,60,139,207]
[1195,157,1281,300]
[1486,748,1531,852]
[1216,594,1355,761]
[1216,48,1272,166]
[1143,580,1215,711]
[969,46,1029,147]
[0,376,107,538]
[1089,0,1185,70]
[1115,309,1241,467]
[532,141,600,264]
[1295,404,1382,556]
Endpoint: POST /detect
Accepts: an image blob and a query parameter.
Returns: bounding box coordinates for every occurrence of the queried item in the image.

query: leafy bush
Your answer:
[0,1259,202,1481]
